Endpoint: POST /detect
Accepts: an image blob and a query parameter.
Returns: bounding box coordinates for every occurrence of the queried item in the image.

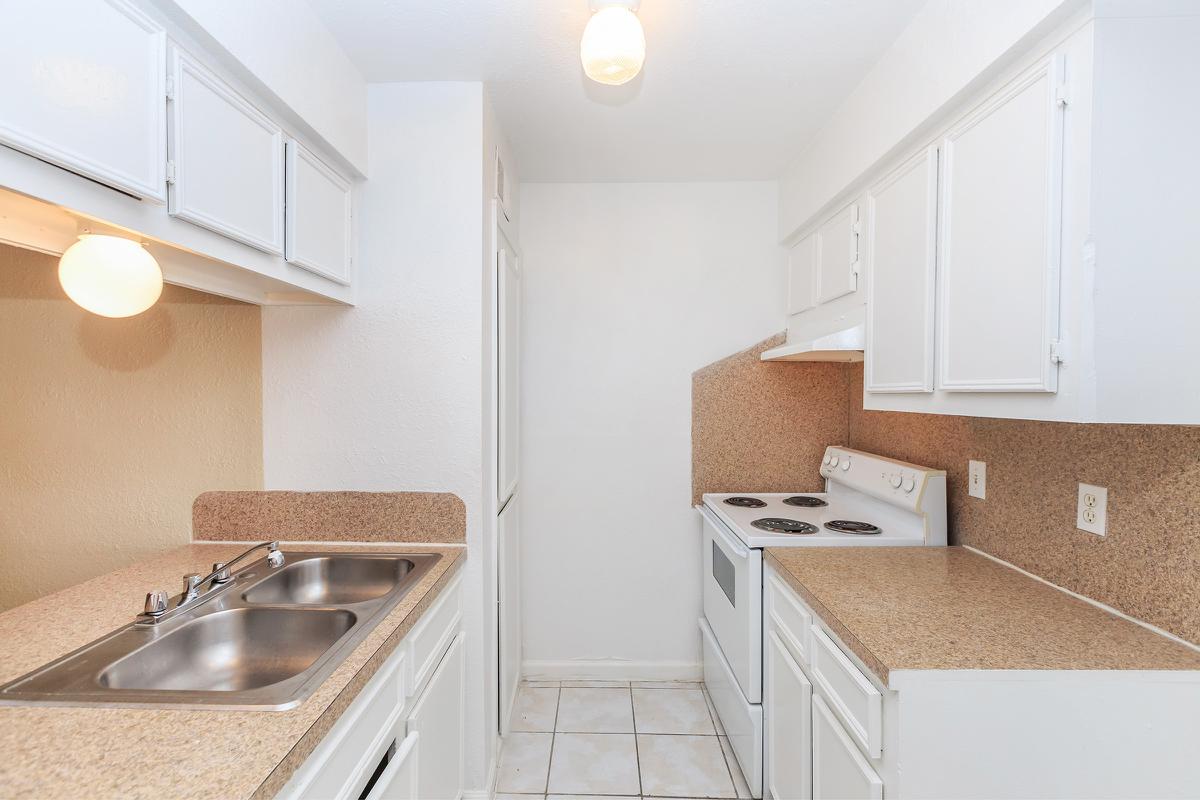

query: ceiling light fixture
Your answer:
[581,0,645,86]
[58,233,163,318]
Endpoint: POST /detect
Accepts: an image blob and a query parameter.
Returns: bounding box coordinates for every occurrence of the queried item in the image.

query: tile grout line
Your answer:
[629,685,643,798]
[543,686,561,795]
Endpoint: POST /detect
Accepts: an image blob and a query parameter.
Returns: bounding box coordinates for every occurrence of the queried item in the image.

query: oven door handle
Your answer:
[699,504,751,559]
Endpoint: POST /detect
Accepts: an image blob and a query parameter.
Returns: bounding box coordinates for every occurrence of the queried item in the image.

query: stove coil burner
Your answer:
[783,495,829,508]
[751,518,819,535]
[825,519,882,535]
[724,496,767,508]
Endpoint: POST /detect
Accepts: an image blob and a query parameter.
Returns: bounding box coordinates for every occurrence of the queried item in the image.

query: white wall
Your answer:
[261,82,491,788]
[779,0,1083,239]
[518,182,786,678]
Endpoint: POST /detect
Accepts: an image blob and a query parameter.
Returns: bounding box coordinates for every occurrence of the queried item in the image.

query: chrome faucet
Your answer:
[141,541,285,624]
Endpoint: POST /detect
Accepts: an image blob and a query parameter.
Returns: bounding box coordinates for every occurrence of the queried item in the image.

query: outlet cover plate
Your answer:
[1077,483,1108,536]
[968,460,986,499]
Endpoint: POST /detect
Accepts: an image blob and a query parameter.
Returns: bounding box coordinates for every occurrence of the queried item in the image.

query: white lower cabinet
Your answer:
[280,578,464,800]
[406,631,466,800]
[765,562,1200,799]
[766,631,812,800]
[811,695,882,800]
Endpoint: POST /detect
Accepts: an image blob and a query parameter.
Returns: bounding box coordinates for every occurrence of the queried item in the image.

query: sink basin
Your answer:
[242,556,416,605]
[98,608,356,692]
[0,550,442,710]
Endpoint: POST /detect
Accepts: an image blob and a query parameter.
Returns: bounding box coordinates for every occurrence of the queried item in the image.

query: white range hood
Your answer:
[760,323,864,362]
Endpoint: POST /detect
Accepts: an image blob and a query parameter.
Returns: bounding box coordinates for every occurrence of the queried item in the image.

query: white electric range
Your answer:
[697,446,946,798]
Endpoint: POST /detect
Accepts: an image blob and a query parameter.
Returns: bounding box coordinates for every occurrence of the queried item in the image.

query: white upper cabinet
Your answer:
[285,140,353,284]
[815,202,860,305]
[864,147,937,393]
[168,47,284,254]
[787,233,817,315]
[0,0,166,201]
[936,55,1065,394]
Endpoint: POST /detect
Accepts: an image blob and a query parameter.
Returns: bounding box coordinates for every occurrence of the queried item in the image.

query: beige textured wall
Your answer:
[0,243,262,611]
[692,340,1200,645]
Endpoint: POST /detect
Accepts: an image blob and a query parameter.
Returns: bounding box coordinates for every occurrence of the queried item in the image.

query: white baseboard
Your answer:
[521,659,702,682]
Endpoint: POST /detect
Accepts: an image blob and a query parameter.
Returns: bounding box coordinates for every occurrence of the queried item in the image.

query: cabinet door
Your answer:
[498,495,521,735]
[815,203,859,305]
[865,147,938,393]
[406,632,464,800]
[788,233,817,315]
[0,0,166,200]
[767,631,812,800]
[937,55,1065,392]
[812,695,882,800]
[285,140,352,284]
[497,220,520,505]
[364,732,419,800]
[168,48,284,254]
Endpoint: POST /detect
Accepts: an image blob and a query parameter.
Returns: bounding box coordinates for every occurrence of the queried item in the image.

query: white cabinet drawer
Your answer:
[812,695,883,800]
[810,628,882,759]
[407,575,463,698]
[168,47,284,254]
[767,573,812,666]
[280,646,408,800]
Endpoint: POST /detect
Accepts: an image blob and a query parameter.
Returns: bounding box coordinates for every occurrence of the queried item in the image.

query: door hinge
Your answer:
[165,75,176,102]
[165,160,176,185]
[1054,82,1069,109]
[1050,339,1067,365]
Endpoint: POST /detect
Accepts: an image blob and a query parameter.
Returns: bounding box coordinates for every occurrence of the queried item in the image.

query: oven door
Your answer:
[699,504,762,703]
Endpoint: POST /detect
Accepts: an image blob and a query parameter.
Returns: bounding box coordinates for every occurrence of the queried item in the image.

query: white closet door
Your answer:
[937,55,1065,392]
[285,140,353,284]
[767,631,812,800]
[497,221,521,506]
[788,233,817,315]
[815,203,859,305]
[168,48,284,254]
[497,495,521,735]
[0,0,166,200]
[865,147,938,393]
[812,695,882,800]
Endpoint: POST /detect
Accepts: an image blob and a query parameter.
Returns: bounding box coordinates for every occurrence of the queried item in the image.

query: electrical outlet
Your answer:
[968,460,986,499]
[1076,483,1108,536]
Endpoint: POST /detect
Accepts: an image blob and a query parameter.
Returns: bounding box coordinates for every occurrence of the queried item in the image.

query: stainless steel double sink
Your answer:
[0,550,442,710]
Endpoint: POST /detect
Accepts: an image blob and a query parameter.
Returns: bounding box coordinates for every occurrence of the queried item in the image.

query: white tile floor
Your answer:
[496,680,752,800]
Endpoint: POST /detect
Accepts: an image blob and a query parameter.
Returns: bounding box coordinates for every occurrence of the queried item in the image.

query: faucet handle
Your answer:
[267,545,284,568]
[182,573,202,602]
[144,590,168,616]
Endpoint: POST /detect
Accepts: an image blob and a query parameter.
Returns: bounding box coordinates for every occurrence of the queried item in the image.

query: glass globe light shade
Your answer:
[58,234,163,318]
[581,6,646,86]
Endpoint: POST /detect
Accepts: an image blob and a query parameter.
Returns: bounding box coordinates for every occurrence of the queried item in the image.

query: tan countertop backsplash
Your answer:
[193,491,466,543]
[693,337,1200,646]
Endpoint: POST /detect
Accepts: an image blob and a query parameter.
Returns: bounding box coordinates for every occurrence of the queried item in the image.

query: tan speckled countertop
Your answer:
[0,543,465,800]
[766,547,1200,686]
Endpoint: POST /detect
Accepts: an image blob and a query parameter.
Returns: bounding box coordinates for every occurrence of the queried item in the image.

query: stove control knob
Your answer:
[889,473,903,489]
[830,455,840,468]
[840,457,851,471]
[903,476,916,493]
[822,454,832,466]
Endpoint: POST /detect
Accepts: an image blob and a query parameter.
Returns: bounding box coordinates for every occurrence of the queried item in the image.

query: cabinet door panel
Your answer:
[0,0,166,200]
[816,203,858,305]
[286,140,352,283]
[406,633,464,800]
[169,49,284,254]
[865,148,937,393]
[937,56,1064,392]
[788,233,817,315]
[767,631,812,800]
[812,695,882,800]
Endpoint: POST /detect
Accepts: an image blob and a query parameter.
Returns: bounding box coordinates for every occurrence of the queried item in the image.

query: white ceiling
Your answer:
[308,0,925,182]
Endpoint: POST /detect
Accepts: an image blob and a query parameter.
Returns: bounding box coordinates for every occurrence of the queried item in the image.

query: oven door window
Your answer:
[712,541,736,607]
